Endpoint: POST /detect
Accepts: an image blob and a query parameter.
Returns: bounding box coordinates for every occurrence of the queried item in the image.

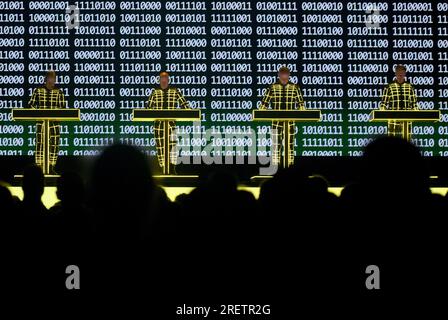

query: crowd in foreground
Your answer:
[0,136,447,308]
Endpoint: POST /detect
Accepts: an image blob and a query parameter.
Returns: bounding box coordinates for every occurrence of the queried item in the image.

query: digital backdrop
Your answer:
[0,1,447,159]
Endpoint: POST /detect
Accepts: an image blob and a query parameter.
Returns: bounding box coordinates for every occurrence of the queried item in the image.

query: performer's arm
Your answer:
[296,84,305,110]
[379,86,390,110]
[176,88,189,109]
[58,90,66,109]
[259,85,272,110]
[410,84,418,110]
[147,90,155,109]
[27,88,38,109]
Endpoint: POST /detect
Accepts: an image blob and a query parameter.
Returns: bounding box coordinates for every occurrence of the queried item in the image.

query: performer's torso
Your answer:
[149,87,180,110]
[385,81,415,110]
[33,87,63,109]
[268,82,301,110]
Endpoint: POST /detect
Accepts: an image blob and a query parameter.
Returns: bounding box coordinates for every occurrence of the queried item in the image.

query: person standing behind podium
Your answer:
[27,70,66,174]
[380,64,418,139]
[147,71,190,173]
[259,66,305,167]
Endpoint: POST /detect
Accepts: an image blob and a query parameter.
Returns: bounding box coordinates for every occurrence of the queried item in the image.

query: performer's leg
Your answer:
[168,121,178,174]
[35,121,44,169]
[154,120,165,170]
[168,121,177,165]
[272,121,284,167]
[388,120,403,138]
[288,121,295,166]
[49,121,60,169]
[405,122,412,142]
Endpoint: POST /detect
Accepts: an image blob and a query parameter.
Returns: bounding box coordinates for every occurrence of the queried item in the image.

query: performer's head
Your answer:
[45,70,56,89]
[395,64,407,84]
[159,71,170,89]
[278,66,290,84]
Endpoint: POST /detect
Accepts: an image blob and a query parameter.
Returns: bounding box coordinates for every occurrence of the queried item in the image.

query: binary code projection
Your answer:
[0,1,447,158]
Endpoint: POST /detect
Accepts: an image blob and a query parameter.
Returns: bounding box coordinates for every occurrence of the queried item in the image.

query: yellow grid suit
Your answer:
[380,80,418,139]
[27,86,66,168]
[147,86,189,169]
[260,81,305,166]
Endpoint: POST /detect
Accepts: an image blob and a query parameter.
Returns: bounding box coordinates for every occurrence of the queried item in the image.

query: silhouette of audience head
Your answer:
[0,183,14,214]
[56,171,85,206]
[89,144,155,241]
[340,182,362,206]
[22,164,44,202]
[307,175,329,197]
[259,166,308,209]
[204,170,238,194]
[361,136,429,197]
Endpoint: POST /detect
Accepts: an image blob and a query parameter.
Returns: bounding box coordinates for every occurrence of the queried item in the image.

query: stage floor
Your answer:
[7,186,262,208]
[7,186,448,209]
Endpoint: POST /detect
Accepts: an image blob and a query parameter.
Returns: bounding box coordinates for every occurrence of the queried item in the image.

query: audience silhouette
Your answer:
[19,164,47,216]
[0,137,446,305]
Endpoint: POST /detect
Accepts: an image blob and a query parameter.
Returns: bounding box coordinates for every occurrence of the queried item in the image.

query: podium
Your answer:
[132,109,201,175]
[12,108,80,175]
[369,110,440,141]
[252,109,322,168]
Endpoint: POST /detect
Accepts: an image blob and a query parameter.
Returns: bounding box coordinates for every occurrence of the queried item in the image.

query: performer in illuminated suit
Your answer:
[147,71,190,174]
[380,64,418,141]
[28,70,66,174]
[259,66,305,167]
